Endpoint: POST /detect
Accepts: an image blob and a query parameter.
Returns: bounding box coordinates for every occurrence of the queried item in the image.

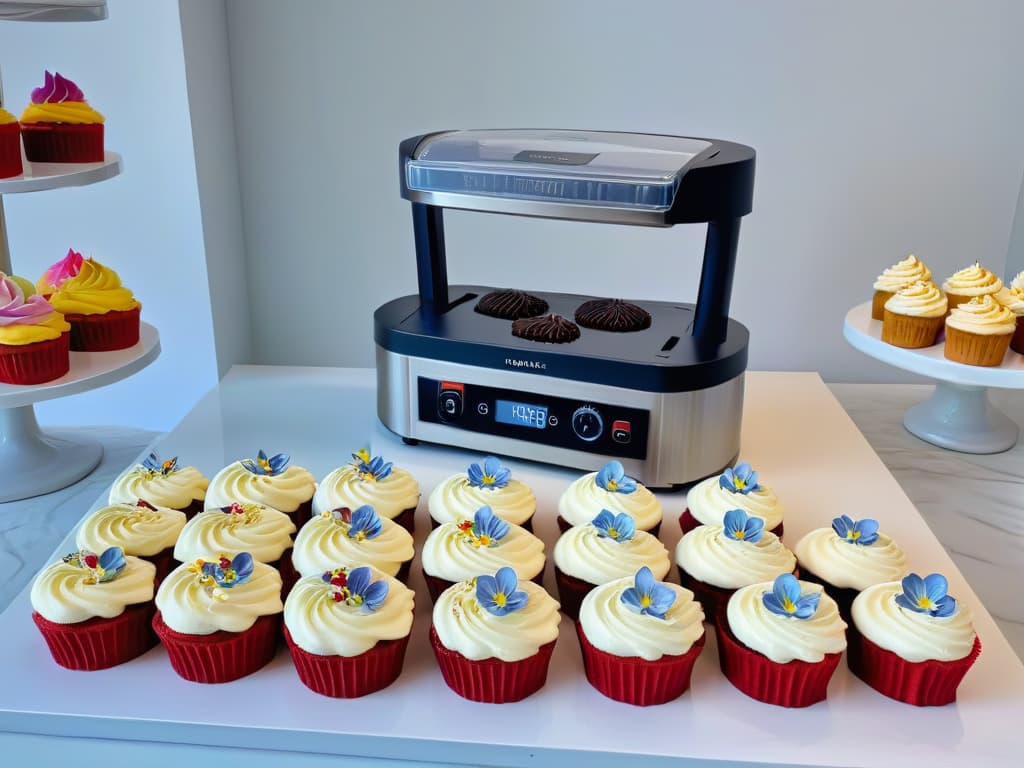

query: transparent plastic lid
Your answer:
[406,130,713,210]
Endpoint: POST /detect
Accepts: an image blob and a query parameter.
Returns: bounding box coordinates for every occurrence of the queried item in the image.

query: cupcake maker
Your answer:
[375,130,755,487]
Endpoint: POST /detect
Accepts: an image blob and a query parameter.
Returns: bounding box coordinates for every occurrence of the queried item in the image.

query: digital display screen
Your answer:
[495,399,548,430]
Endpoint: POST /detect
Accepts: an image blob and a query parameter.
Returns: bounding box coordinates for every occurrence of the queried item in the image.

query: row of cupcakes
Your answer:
[873,257,1024,365]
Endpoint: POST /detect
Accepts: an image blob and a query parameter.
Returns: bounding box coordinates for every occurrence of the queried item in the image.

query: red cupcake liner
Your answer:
[678,508,783,539]
[152,610,280,684]
[847,627,981,706]
[576,622,705,706]
[554,565,597,622]
[21,122,104,163]
[422,568,544,605]
[430,513,534,534]
[0,333,70,385]
[284,625,410,697]
[715,617,841,707]
[557,514,660,538]
[66,307,140,351]
[32,601,157,671]
[430,625,556,703]
[0,121,23,178]
[1011,317,1024,356]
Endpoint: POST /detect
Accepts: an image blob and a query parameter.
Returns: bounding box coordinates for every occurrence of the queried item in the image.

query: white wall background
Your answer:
[226,0,1024,383]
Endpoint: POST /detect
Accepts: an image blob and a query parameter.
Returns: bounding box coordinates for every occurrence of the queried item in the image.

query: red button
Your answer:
[612,420,631,444]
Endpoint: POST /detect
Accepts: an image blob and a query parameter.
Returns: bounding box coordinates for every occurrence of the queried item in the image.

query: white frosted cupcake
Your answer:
[153,552,283,683]
[430,567,561,703]
[881,281,947,349]
[428,456,536,531]
[681,461,784,538]
[849,573,980,705]
[284,565,415,697]
[313,450,420,533]
[108,452,208,518]
[676,508,797,624]
[421,505,545,603]
[76,501,186,582]
[942,262,1003,311]
[944,295,1016,366]
[872,254,933,320]
[205,449,316,527]
[553,510,669,621]
[577,567,706,705]
[292,504,414,583]
[557,460,662,535]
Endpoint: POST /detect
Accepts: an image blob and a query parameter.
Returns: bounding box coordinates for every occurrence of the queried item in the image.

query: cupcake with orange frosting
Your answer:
[872,254,932,320]
[48,257,140,351]
[0,105,22,178]
[941,263,1003,312]
[19,71,104,163]
[944,295,1016,366]
[0,274,70,384]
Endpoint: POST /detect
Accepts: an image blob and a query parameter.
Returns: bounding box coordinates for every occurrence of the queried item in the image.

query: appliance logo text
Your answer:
[504,358,547,371]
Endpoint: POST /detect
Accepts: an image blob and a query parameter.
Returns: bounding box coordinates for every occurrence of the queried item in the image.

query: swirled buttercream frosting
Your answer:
[31,554,155,624]
[995,286,1024,316]
[475,290,548,320]
[511,313,580,343]
[557,471,662,531]
[155,559,282,635]
[37,249,83,294]
[945,295,1017,335]
[292,510,414,578]
[205,459,315,513]
[574,298,652,332]
[421,519,545,582]
[284,568,414,656]
[553,523,669,585]
[579,576,704,660]
[432,578,560,662]
[942,263,1003,297]
[0,275,68,345]
[21,71,104,124]
[852,581,976,662]
[884,281,947,318]
[174,504,296,564]
[873,254,932,292]
[429,473,535,526]
[312,463,419,520]
[108,462,208,510]
[727,580,847,663]
[793,527,907,591]
[76,503,186,557]
[686,473,783,530]
[48,258,139,316]
[676,525,796,589]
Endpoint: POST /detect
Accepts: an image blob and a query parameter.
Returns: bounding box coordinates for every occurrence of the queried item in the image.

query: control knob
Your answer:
[571,406,603,442]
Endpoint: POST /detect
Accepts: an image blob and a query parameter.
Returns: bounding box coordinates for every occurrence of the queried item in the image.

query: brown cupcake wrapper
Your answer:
[871,289,894,321]
[881,310,943,349]
[943,326,1012,366]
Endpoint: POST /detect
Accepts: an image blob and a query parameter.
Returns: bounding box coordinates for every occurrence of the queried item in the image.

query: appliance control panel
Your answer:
[417,377,649,460]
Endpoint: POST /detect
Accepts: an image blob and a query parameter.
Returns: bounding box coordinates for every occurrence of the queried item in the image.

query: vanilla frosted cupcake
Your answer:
[553,510,669,621]
[995,286,1024,354]
[429,456,536,531]
[872,254,933,320]
[153,553,283,683]
[108,452,208,518]
[944,295,1016,366]
[942,262,1003,311]
[577,567,705,705]
[31,547,157,670]
[849,573,980,705]
[718,575,847,707]
[431,568,561,703]
[421,506,545,603]
[1011,271,1024,292]
[205,450,316,527]
[292,504,414,582]
[284,565,415,697]
[557,460,662,535]
[76,501,186,582]
[313,451,420,533]
[676,509,797,623]
[680,461,784,538]
[793,515,908,621]
[881,281,947,349]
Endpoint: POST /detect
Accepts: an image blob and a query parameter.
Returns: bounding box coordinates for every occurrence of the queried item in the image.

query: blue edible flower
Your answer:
[895,573,956,617]
[345,565,389,612]
[474,506,510,546]
[240,450,290,476]
[595,461,638,494]
[621,566,675,620]
[476,566,528,616]
[64,546,127,584]
[762,574,820,619]
[467,456,512,489]
[723,508,765,543]
[591,509,636,542]
[832,515,879,546]
[720,462,760,495]
[142,452,178,476]
[346,505,383,541]
[200,552,255,589]
[356,454,393,482]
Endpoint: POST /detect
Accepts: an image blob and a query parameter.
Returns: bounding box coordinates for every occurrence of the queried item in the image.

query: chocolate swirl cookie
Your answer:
[511,313,580,344]
[475,290,549,320]
[574,298,651,332]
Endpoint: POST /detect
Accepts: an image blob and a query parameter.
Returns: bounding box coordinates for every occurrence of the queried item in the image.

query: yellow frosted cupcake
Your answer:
[19,71,104,163]
[994,286,1024,354]
[872,254,932,320]
[48,257,140,351]
[881,281,947,348]
[944,295,1016,366]
[941,263,1002,312]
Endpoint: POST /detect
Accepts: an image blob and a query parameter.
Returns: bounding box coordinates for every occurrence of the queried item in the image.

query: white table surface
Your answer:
[0,366,1021,767]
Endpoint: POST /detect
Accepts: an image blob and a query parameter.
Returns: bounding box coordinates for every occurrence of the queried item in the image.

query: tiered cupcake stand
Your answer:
[0,2,160,502]
[843,300,1024,453]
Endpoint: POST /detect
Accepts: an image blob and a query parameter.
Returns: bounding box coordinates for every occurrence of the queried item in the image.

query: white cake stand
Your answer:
[844,301,1024,453]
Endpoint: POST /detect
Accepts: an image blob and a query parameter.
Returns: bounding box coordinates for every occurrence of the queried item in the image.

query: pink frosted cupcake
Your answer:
[36,248,83,296]
[0,274,70,385]
[19,71,104,162]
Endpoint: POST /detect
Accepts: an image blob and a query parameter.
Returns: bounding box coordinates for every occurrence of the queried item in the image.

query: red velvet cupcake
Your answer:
[680,462,784,539]
[577,567,705,705]
[19,71,104,163]
[0,109,23,178]
[76,501,186,585]
[30,547,157,670]
[205,450,317,529]
[153,553,283,683]
[431,568,561,703]
[0,275,70,385]
[557,460,662,536]
[107,453,208,520]
[428,456,537,533]
[313,450,421,535]
[284,566,415,697]
[47,256,141,351]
